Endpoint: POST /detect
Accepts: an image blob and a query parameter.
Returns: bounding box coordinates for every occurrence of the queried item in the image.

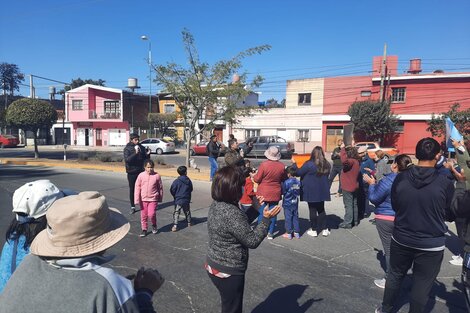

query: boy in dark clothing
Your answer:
[123,133,150,214]
[281,166,301,239]
[170,166,193,232]
[377,138,455,313]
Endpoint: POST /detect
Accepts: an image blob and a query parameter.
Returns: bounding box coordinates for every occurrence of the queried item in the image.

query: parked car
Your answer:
[140,138,175,154]
[354,142,399,161]
[238,135,295,159]
[190,141,226,156]
[0,135,19,148]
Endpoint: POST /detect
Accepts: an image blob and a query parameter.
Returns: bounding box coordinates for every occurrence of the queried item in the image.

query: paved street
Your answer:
[0,164,466,312]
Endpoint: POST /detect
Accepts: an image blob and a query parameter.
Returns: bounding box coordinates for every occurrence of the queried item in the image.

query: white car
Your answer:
[140,138,175,155]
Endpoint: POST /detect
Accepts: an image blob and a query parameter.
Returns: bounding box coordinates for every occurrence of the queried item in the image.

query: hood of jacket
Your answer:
[177,175,191,186]
[407,165,440,189]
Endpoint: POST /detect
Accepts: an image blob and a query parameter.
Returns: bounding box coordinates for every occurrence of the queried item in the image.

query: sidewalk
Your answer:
[0,157,211,182]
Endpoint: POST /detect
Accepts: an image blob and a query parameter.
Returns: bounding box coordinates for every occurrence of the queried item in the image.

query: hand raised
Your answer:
[134,267,165,294]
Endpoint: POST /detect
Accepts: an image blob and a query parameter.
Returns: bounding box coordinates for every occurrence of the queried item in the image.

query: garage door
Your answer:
[108,129,126,146]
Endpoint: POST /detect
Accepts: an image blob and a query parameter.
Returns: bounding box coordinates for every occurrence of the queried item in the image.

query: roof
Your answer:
[371,72,470,82]
[65,84,123,94]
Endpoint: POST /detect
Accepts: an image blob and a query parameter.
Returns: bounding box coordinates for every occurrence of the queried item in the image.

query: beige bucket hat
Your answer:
[264,146,281,161]
[31,191,130,258]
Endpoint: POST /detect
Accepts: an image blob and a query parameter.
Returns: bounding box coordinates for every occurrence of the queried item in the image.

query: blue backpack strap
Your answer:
[10,238,19,274]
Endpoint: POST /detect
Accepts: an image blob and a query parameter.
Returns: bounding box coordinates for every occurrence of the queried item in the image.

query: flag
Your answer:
[445,117,463,152]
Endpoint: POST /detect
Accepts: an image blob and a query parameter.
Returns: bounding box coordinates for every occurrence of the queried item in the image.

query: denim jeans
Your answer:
[209,157,218,180]
[381,239,444,313]
[283,203,300,233]
[342,190,358,226]
[257,201,279,235]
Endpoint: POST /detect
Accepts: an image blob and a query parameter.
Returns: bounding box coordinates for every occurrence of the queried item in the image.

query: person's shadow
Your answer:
[251,284,321,313]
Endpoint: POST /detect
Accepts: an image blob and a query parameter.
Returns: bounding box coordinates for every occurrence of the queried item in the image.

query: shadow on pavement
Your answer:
[0,165,60,179]
[158,216,208,233]
[251,284,321,313]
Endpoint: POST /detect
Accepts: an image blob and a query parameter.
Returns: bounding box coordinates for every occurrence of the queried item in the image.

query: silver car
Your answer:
[140,138,175,155]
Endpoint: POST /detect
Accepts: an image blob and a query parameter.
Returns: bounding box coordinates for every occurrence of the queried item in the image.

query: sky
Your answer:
[1,0,469,102]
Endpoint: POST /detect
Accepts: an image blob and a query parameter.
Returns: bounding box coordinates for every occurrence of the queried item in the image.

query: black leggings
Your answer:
[208,272,245,313]
[127,172,139,207]
[307,201,326,232]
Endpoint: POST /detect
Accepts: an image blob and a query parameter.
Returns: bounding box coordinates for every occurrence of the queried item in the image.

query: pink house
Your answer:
[65,84,158,146]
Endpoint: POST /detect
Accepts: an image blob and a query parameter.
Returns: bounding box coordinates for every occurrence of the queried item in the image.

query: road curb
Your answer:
[0,158,211,182]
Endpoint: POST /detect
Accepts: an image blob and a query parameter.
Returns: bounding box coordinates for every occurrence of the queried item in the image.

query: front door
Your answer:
[326,127,343,152]
[96,128,102,146]
[85,129,89,146]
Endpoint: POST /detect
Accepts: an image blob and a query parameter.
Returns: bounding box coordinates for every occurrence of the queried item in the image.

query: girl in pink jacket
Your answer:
[135,159,163,237]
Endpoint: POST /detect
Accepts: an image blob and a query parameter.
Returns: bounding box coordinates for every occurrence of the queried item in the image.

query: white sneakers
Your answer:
[306,229,318,237]
[306,229,331,237]
[374,278,386,289]
[449,255,463,266]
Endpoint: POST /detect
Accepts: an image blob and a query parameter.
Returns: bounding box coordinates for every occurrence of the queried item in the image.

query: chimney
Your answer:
[407,59,422,74]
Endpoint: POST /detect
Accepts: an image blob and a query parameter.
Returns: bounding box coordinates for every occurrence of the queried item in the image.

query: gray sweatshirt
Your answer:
[0,254,155,313]
[206,201,270,275]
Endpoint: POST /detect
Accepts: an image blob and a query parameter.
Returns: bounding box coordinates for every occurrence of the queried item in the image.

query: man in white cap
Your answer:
[0,191,164,313]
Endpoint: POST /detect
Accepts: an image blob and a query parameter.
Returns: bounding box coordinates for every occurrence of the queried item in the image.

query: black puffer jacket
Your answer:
[123,142,149,174]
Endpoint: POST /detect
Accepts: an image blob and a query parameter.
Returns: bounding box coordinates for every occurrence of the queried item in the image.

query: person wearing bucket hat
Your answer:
[0,180,75,293]
[0,191,164,313]
[254,146,287,239]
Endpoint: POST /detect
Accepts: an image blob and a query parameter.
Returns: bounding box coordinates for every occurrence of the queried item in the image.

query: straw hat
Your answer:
[264,146,281,161]
[30,191,130,258]
[357,146,368,154]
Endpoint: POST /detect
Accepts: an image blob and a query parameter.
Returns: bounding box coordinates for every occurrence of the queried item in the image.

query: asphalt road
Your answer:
[0,164,466,313]
[0,146,293,170]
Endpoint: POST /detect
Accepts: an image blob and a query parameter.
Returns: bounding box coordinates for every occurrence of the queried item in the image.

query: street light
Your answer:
[140,35,152,114]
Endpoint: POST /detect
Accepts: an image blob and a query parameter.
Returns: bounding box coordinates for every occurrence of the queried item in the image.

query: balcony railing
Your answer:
[89,111,121,119]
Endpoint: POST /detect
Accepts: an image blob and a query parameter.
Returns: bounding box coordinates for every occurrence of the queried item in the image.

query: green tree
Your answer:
[0,63,25,96]
[58,78,106,94]
[427,103,470,142]
[153,29,270,166]
[347,100,399,142]
[148,113,177,138]
[6,98,57,158]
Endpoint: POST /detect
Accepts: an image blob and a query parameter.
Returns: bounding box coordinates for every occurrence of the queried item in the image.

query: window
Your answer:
[391,87,406,102]
[298,93,311,106]
[72,100,83,110]
[361,90,372,97]
[104,100,120,116]
[258,137,268,144]
[245,129,260,138]
[164,104,176,113]
[297,129,309,141]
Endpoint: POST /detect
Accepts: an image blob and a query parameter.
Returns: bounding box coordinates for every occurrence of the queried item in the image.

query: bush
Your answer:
[96,152,113,162]
[78,153,89,161]
[155,157,166,165]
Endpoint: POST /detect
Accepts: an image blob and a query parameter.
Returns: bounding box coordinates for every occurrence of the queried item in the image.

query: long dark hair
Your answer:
[309,146,331,175]
[5,214,47,249]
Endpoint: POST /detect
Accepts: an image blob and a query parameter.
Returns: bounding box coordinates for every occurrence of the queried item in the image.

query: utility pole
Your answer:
[379,43,387,103]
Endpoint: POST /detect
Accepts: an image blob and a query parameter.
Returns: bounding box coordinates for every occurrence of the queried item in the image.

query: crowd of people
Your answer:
[0,132,469,313]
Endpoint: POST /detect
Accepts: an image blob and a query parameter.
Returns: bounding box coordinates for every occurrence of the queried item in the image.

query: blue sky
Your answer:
[1,0,469,102]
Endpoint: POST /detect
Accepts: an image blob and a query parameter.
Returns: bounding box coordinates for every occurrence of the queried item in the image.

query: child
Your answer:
[240,167,256,212]
[0,180,75,292]
[281,166,301,239]
[135,159,163,237]
[170,166,193,232]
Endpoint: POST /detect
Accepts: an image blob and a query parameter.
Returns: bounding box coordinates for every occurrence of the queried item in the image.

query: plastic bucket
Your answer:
[292,153,310,168]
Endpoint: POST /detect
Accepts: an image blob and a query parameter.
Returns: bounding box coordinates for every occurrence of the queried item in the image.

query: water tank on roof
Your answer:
[407,59,422,74]
[128,78,138,88]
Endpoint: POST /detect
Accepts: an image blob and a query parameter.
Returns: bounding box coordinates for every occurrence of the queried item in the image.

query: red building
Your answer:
[322,56,470,154]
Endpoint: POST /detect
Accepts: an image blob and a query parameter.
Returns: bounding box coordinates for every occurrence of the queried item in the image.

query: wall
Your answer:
[285,78,324,108]
[323,76,374,114]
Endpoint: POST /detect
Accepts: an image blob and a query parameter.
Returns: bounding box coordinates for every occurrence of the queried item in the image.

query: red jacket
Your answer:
[254,160,287,202]
[340,148,360,192]
[134,171,163,204]
[240,177,256,205]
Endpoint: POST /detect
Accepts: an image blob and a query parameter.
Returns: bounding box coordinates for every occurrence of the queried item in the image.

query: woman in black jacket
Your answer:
[206,166,281,313]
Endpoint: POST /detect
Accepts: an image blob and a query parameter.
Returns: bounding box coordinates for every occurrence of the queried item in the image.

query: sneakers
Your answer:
[152,225,158,234]
[374,278,386,289]
[282,233,292,240]
[306,229,318,237]
[293,232,300,239]
[130,206,136,214]
[375,307,384,313]
[267,233,274,240]
[140,230,147,237]
[187,222,192,227]
[171,225,178,232]
[450,255,463,266]
[322,229,330,237]
[338,222,352,229]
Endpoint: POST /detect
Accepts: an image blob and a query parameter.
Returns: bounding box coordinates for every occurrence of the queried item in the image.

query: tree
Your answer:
[153,29,270,166]
[265,98,285,108]
[427,103,470,142]
[347,100,399,142]
[148,113,177,138]
[6,98,57,158]
[0,63,25,96]
[58,78,106,94]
